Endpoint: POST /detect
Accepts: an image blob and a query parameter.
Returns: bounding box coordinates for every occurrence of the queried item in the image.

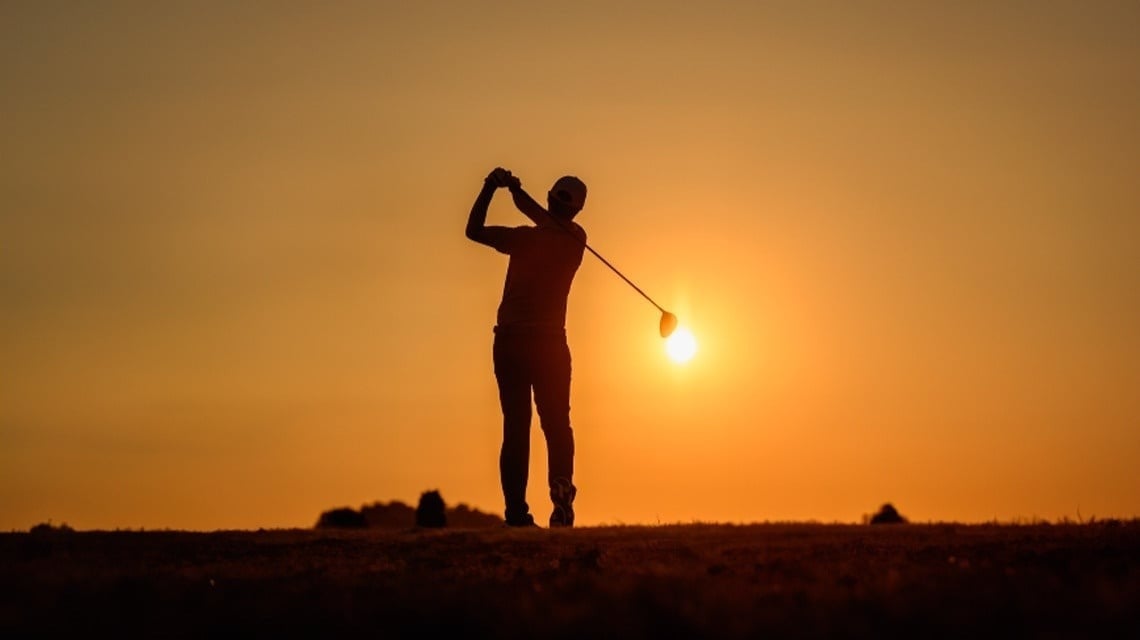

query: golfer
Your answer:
[465,167,588,528]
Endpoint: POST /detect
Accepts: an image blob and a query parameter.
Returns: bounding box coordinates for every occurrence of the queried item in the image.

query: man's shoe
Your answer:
[549,477,576,528]
[505,513,538,528]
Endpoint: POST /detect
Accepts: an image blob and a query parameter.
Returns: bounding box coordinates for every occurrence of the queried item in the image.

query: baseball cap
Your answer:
[551,175,587,211]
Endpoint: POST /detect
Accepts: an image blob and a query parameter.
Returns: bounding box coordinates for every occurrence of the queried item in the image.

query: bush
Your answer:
[316,496,504,529]
[315,507,367,529]
[415,490,447,528]
[448,503,505,528]
[869,503,908,525]
[29,521,74,534]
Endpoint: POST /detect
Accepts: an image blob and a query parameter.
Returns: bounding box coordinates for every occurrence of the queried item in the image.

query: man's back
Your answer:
[495,222,586,329]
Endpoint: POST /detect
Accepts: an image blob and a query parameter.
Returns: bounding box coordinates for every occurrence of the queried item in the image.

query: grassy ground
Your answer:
[3,522,1138,638]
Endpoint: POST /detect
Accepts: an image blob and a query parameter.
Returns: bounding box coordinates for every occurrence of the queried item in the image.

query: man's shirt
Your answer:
[482,222,586,330]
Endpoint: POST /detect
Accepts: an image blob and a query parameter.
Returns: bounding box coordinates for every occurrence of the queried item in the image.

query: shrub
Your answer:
[869,503,908,525]
[315,507,367,529]
[317,497,504,529]
[360,501,416,528]
[415,490,447,528]
[29,521,74,534]
[448,503,505,528]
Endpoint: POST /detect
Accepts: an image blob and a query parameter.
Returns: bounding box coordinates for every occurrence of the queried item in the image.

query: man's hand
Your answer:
[487,167,521,190]
[486,167,508,188]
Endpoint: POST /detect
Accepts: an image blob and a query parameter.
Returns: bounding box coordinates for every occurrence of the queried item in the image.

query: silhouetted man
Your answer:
[466,167,587,528]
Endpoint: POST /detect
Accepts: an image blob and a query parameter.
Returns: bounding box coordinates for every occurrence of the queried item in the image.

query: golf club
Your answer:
[499,172,678,338]
[577,239,678,339]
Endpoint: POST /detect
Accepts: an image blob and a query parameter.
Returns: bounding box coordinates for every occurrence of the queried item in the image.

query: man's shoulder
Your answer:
[560,220,587,243]
[533,220,585,238]
[501,224,536,238]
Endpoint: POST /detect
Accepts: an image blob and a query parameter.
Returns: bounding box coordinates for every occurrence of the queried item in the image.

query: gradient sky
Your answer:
[3,1,1138,530]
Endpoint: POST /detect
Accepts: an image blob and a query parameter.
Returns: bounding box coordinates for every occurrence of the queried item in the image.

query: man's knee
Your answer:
[538,415,572,440]
[533,390,570,428]
[501,412,531,442]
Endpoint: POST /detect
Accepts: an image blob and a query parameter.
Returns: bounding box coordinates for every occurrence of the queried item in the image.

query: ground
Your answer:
[3,522,1138,638]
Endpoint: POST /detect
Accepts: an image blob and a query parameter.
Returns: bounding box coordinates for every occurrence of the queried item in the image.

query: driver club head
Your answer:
[659,311,678,339]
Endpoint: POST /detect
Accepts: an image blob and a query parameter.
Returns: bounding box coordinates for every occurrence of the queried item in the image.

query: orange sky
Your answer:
[3,2,1138,530]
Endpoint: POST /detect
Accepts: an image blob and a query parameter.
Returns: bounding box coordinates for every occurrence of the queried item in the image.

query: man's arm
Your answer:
[466,169,516,253]
[507,180,551,227]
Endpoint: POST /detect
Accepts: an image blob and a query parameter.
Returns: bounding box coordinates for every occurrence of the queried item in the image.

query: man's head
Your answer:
[548,176,587,220]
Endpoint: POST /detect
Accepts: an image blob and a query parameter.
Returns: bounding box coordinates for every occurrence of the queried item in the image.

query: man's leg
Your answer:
[493,334,535,526]
[533,337,576,527]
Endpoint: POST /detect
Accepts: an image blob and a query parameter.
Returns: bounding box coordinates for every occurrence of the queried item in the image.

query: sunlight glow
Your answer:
[665,327,698,364]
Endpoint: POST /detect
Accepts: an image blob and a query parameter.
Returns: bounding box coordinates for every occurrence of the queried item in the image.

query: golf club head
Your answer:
[659,312,678,339]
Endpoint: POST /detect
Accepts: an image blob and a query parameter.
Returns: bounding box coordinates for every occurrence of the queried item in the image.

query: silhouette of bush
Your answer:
[315,507,367,529]
[318,498,503,529]
[869,503,908,525]
[415,490,447,528]
[360,501,416,527]
[448,503,505,528]
[29,521,74,534]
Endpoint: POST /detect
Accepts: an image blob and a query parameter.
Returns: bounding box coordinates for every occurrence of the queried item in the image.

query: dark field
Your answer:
[4,522,1138,638]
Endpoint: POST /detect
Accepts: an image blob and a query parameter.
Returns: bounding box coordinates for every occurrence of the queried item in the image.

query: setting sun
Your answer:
[665,327,698,363]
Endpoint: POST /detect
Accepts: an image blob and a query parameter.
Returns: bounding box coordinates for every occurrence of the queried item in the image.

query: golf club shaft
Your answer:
[506,180,669,315]
[537,204,667,314]
[580,242,667,314]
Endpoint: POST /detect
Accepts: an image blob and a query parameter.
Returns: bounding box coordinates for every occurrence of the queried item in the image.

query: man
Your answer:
[465,166,588,528]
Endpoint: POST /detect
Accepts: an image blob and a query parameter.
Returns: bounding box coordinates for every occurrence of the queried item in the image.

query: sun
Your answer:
[665,327,698,364]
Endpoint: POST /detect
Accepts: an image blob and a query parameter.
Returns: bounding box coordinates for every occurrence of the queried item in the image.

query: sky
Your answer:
[2,1,1138,530]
